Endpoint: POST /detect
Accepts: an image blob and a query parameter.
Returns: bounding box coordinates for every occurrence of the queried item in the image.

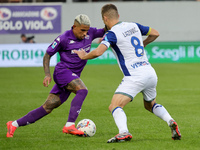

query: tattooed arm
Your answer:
[43,52,52,87]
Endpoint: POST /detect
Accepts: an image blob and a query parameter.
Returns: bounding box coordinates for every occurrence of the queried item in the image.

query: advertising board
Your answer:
[0,5,61,34]
[0,43,56,67]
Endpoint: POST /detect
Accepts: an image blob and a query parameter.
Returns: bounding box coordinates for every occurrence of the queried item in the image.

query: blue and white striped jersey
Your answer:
[101,22,151,76]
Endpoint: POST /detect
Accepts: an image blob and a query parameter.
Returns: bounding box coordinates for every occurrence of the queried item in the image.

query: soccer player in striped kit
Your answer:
[74,4,181,143]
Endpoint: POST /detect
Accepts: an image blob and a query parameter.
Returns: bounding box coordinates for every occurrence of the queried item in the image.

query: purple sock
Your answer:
[67,89,88,122]
[17,106,48,126]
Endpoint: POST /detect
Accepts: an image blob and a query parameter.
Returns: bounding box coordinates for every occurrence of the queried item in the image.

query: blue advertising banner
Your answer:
[0,5,61,34]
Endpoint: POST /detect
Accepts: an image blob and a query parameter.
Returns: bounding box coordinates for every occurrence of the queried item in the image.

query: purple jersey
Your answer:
[47,27,105,75]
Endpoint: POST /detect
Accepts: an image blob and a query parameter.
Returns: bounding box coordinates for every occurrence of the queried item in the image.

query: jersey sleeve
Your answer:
[46,35,62,56]
[136,23,151,36]
[100,31,117,48]
[90,27,105,39]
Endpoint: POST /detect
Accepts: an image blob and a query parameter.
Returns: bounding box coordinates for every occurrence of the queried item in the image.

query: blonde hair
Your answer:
[74,14,91,26]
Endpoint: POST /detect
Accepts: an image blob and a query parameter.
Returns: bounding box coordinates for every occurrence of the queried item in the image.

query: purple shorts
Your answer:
[50,67,80,103]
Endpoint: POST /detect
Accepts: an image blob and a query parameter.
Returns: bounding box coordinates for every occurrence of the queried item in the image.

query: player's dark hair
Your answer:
[101,4,118,19]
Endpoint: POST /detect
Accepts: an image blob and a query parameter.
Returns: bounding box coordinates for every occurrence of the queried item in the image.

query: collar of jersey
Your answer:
[113,21,122,27]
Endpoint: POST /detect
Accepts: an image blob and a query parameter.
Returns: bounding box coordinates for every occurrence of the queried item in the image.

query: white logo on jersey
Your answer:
[56,37,60,42]
[69,40,75,44]
[85,35,89,39]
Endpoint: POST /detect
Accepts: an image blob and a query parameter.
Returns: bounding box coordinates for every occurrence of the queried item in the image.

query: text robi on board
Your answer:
[0,49,45,60]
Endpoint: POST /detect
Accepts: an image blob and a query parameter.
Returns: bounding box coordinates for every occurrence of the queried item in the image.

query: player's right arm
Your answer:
[43,35,62,87]
[74,31,115,60]
[43,52,52,87]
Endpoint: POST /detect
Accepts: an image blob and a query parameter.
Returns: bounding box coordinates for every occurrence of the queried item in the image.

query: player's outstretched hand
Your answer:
[73,49,86,59]
[43,76,52,87]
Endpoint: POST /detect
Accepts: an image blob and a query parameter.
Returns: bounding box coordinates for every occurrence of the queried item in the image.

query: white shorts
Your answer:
[115,66,158,102]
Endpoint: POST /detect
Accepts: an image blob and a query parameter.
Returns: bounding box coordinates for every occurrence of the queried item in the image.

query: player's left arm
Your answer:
[143,28,159,47]
[73,44,108,60]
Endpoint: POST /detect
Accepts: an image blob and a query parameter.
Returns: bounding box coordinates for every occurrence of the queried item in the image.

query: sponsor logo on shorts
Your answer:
[72,73,77,76]
[131,61,149,69]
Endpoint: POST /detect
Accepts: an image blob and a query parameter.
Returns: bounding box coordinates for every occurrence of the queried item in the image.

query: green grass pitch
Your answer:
[0,63,200,150]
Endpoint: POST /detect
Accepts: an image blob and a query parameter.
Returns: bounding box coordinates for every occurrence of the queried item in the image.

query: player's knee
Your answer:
[43,95,61,113]
[43,103,61,113]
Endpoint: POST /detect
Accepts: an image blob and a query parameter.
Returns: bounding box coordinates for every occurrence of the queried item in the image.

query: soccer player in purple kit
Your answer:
[6,14,106,138]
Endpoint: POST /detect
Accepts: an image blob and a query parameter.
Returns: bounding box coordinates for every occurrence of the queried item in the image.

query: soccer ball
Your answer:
[76,119,96,137]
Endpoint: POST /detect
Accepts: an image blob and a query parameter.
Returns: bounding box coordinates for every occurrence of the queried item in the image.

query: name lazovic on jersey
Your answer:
[122,27,138,37]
